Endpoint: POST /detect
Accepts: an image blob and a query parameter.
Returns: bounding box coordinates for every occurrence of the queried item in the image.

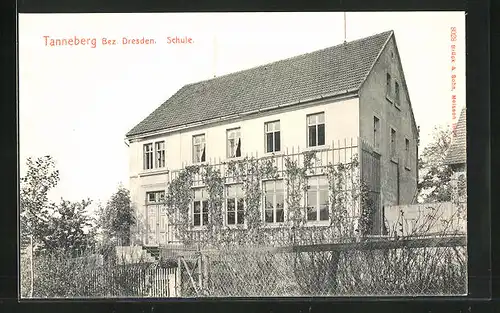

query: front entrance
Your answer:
[147,205,158,246]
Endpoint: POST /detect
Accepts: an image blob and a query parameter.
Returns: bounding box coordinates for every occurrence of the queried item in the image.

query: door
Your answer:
[147,205,158,246]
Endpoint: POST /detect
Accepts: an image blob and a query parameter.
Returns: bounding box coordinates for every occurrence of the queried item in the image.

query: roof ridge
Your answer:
[184,30,394,87]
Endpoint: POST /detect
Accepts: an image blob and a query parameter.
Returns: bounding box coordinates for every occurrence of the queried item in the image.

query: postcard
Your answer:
[19,12,466,298]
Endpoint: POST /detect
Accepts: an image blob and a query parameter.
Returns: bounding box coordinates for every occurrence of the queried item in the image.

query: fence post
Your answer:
[198,253,203,292]
[203,254,209,294]
[176,256,182,297]
[29,234,33,298]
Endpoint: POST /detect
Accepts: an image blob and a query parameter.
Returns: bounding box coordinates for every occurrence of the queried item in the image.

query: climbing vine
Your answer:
[200,165,225,244]
[164,165,200,245]
[163,151,374,247]
[226,156,279,244]
[284,150,316,228]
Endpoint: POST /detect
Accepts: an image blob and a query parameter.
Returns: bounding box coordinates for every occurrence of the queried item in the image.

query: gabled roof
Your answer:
[444,108,467,166]
[126,30,394,138]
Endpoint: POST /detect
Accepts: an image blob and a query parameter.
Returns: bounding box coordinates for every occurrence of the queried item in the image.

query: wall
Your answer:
[129,96,360,175]
[358,35,418,214]
[128,97,360,245]
[384,202,466,237]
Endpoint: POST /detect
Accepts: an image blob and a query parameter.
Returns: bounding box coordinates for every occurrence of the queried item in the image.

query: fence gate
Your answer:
[360,140,382,235]
[177,252,209,297]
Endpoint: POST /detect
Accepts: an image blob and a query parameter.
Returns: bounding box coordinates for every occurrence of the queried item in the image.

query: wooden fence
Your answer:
[85,265,179,298]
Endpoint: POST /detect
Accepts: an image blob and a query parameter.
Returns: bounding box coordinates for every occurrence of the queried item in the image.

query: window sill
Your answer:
[394,103,401,111]
[303,145,329,152]
[188,226,207,231]
[386,95,393,104]
[304,220,331,227]
[139,168,170,177]
[262,222,288,229]
[224,156,244,162]
[405,166,411,171]
[191,161,208,166]
[390,158,398,164]
[224,224,247,230]
[264,151,285,157]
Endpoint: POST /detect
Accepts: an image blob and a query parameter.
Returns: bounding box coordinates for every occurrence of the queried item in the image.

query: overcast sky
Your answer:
[19,12,466,212]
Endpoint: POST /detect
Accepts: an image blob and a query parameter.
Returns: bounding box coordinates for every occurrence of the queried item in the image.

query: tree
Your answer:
[38,199,95,256]
[417,125,454,203]
[20,156,95,255]
[97,184,135,246]
[20,156,60,247]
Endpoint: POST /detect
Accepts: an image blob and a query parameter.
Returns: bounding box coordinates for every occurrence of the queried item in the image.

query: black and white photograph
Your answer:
[19,12,467,298]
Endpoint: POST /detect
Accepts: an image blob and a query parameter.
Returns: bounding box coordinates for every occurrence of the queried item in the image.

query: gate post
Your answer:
[175,256,182,297]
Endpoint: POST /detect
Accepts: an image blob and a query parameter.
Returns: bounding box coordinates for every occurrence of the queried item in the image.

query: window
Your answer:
[193,188,209,227]
[265,121,281,153]
[193,134,206,163]
[373,116,380,150]
[386,73,392,98]
[263,180,284,224]
[394,81,400,106]
[146,190,165,204]
[306,176,329,222]
[390,128,397,159]
[405,138,410,169]
[307,113,325,147]
[143,143,153,170]
[155,141,166,168]
[226,184,244,225]
[227,128,241,158]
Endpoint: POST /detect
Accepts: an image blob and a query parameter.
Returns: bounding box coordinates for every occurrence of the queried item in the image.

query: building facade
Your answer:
[125,30,419,246]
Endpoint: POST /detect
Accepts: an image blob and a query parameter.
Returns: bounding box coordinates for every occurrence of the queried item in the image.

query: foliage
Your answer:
[20,156,96,255]
[37,199,95,256]
[96,185,136,246]
[201,203,466,296]
[163,166,199,245]
[283,151,314,228]
[226,156,278,233]
[20,156,60,245]
[23,248,161,298]
[163,150,375,250]
[417,125,454,203]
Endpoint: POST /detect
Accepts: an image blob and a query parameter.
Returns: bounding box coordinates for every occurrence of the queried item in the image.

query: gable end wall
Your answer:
[359,35,418,215]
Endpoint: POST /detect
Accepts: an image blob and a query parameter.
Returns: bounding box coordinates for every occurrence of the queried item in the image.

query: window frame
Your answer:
[262,180,285,225]
[305,175,330,223]
[143,143,154,170]
[404,138,411,170]
[226,128,242,159]
[225,184,245,227]
[306,112,326,148]
[264,120,281,154]
[394,81,401,109]
[192,134,207,164]
[192,188,209,228]
[390,127,397,161]
[386,72,392,100]
[146,190,165,204]
[155,141,166,168]
[373,115,380,152]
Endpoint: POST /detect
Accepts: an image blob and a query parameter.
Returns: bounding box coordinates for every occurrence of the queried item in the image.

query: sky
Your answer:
[19,12,466,213]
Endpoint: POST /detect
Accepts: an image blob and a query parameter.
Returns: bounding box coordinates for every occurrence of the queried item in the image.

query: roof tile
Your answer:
[126,30,393,137]
[444,108,467,166]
